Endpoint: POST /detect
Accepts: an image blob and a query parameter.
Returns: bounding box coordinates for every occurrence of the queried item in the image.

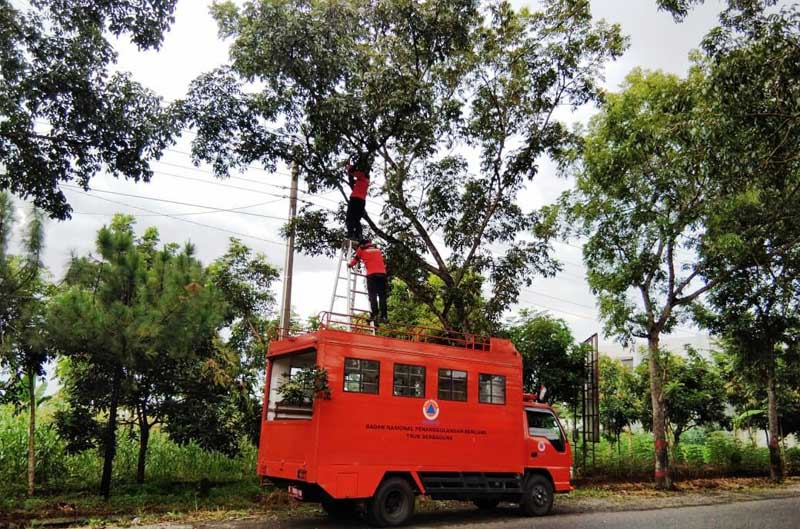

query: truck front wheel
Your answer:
[366,477,415,527]
[519,474,553,516]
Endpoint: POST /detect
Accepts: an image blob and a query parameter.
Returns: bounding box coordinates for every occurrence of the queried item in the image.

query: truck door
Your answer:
[524,408,569,475]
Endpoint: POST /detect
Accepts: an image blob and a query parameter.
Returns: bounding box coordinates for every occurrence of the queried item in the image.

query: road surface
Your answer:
[202,495,800,529]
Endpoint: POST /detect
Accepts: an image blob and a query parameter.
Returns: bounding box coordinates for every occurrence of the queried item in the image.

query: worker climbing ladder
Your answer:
[328,239,374,331]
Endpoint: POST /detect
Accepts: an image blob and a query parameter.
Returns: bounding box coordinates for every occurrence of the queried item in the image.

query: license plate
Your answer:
[288,486,303,499]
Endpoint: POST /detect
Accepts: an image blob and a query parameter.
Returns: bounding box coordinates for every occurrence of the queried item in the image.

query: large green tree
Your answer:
[567,68,720,488]
[0,192,55,496]
[0,0,180,219]
[693,1,800,483]
[180,0,626,333]
[49,216,225,495]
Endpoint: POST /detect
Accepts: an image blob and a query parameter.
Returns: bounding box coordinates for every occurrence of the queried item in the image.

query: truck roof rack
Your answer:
[315,311,491,351]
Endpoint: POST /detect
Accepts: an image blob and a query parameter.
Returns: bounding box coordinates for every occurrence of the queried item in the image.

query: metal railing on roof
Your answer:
[316,311,491,351]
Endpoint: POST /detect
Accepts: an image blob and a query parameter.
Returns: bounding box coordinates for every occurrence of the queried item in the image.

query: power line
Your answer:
[148,168,340,212]
[61,184,289,222]
[522,287,597,311]
[72,197,286,217]
[63,189,287,248]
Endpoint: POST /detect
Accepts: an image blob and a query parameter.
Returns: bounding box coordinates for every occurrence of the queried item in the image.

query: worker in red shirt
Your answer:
[345,159,370,241]
[348,239,388,326]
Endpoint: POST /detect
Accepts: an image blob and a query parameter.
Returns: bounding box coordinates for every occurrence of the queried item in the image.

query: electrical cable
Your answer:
[63,188,287,247]
[61,184,288,221]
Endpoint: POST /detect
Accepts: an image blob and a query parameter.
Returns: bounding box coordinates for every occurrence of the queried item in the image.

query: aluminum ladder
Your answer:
[328,240,374,330]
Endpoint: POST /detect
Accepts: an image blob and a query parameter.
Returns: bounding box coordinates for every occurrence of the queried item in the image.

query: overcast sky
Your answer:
[10,0,732,356]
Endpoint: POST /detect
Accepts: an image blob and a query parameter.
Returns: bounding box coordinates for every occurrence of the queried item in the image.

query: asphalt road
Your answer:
[204,496,800,529]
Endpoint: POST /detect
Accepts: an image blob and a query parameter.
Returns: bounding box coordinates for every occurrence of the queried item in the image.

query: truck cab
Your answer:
[258,314,572,526]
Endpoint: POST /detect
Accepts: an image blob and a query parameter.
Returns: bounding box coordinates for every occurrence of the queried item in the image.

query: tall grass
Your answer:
[0,406,257,496]
[575,429,797,482]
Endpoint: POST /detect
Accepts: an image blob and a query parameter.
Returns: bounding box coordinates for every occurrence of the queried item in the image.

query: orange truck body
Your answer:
[258,326,573,507]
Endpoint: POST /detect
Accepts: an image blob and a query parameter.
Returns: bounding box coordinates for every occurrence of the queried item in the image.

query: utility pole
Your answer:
[279,163,299,338]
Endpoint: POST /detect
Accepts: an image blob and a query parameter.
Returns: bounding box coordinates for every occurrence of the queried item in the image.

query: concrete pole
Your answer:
[279,163,299,338]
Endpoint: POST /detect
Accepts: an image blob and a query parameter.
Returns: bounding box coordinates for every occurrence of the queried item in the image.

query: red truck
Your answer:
[258,315,573,526]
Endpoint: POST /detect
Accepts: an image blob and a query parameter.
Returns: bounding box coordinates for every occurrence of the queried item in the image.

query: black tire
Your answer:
[473,498,501,510]
[321,498,358,519]
[365,477,415,527]
[519,474,553,517]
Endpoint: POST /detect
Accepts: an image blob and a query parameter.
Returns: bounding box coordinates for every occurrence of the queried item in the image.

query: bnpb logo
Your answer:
[422,399,440,421]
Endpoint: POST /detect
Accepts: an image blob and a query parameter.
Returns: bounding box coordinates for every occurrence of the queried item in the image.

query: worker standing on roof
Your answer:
[345,156,370,242]
[348,239,388,327]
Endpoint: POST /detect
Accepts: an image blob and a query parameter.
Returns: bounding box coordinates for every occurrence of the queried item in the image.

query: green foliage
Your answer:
[198,238,280,446]
[577,428,788,481]
[635,348,728,447]
[566,68,713,345]
[713,343,800,439]
[181,0,627,332]
[598,356,639,440]
[276,366,330,407]
[0,405,255,496]
[48,216,235,494]
[0,1,181,219]
[506,310,585,409]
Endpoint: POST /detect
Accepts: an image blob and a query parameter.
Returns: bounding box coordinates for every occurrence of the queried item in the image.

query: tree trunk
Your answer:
[648,333,671,489]
[27,372,36,497]
[766,359,783,482]
[136,411,150,484]
[100,365,123,499]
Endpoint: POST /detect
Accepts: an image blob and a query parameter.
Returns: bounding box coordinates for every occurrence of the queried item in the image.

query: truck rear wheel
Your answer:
[321,498,357,519]
[519,474,553,516]
[366,477,415,527]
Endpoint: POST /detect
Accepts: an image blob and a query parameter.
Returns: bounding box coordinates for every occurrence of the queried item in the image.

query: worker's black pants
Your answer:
[366,273,388,324]
[346,197,365,241]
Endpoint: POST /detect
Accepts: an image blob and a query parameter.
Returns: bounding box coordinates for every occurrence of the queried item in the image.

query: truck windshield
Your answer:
[526,409,566,452]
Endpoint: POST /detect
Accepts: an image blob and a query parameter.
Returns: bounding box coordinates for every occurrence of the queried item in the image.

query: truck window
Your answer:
[438,369,467,401]
[526,409,566,452]
[478,374,505,404]
[266,348,317,420]
[344,358,380,394]
[393,364,425,398]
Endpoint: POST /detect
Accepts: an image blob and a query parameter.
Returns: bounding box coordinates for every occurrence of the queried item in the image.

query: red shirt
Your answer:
[350,171,370,200]
[348,244,386,275]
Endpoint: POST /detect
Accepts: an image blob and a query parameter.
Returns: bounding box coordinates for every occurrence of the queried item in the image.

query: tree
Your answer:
[696,243,800,482]
[0,192,55,496]
[635,348,727,457]
[693,2,800,483]
[567,68,720,488]
[656,0,780,22]
[49,216,225,495]
[0,0,180,219]
[714,341,800,449]
[598,355,639,444]
[505,310,585,410]
[206,238,279,445]
[180,0,626,333]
